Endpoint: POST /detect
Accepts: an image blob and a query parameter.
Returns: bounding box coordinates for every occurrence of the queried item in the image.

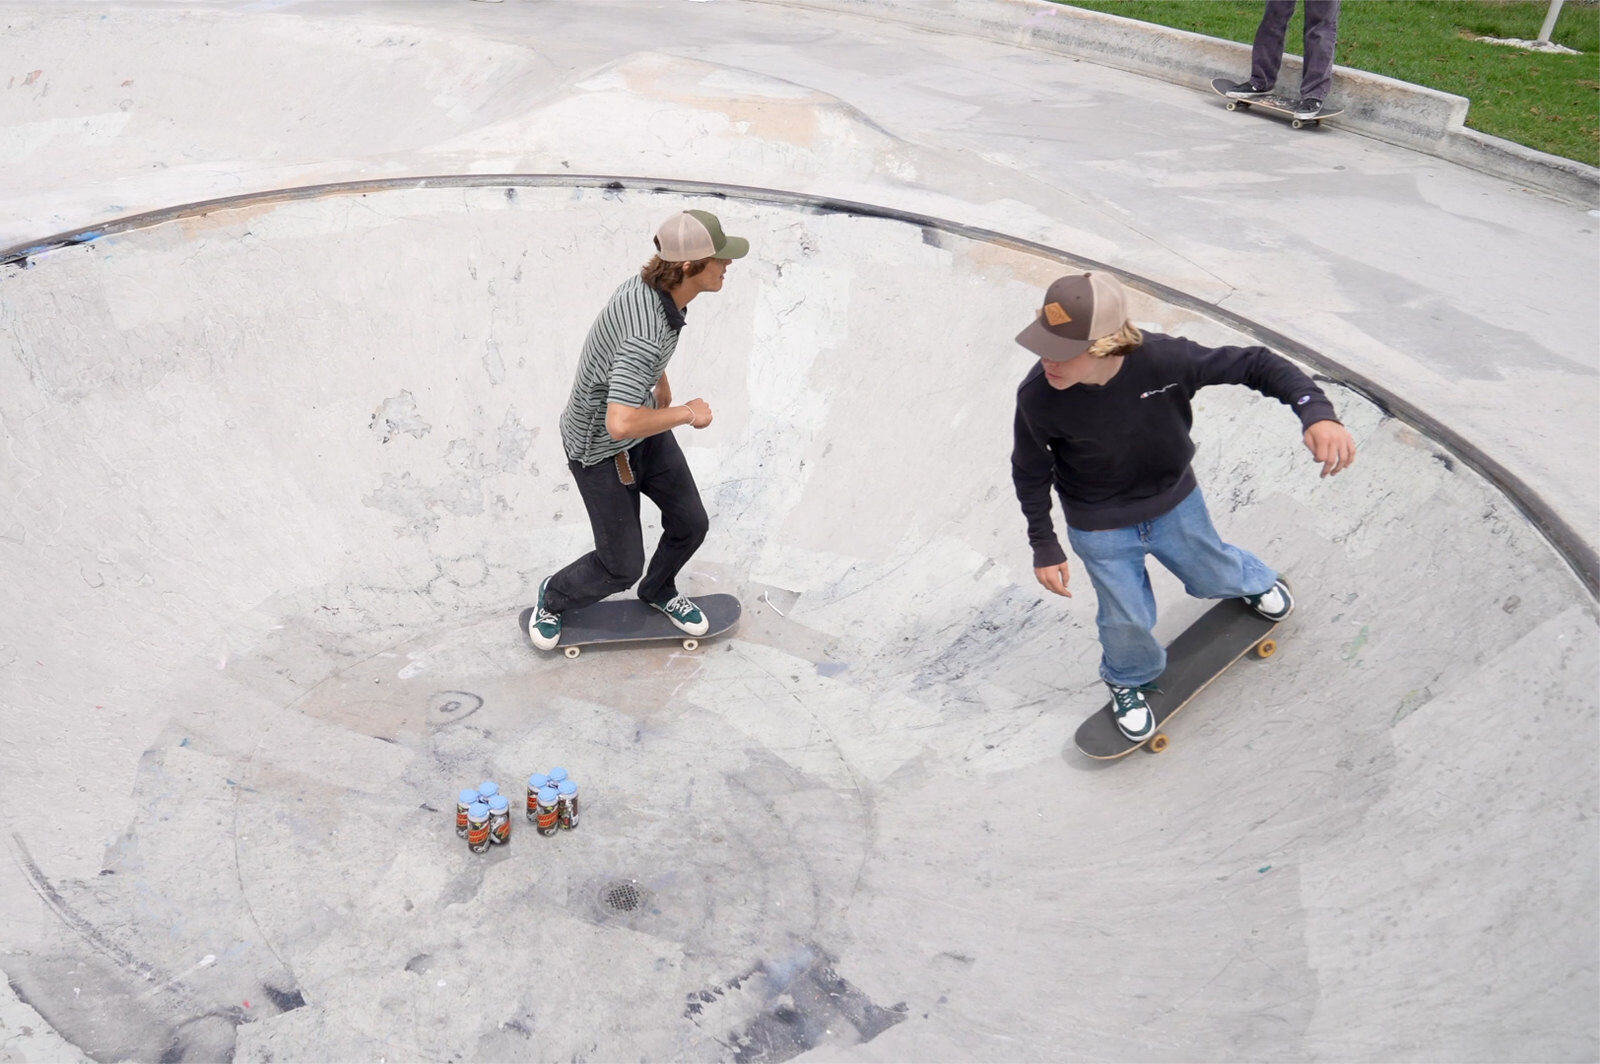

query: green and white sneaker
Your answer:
[527,577,562,651]
[1108,682,1161,742]
[648,592,709,636]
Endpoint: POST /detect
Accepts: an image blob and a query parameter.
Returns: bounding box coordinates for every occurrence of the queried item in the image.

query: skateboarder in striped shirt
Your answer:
[1011,272,1356,741]
[525,210,749,651]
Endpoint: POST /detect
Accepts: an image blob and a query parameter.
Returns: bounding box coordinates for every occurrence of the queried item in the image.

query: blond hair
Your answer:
[1084,321,1144,359]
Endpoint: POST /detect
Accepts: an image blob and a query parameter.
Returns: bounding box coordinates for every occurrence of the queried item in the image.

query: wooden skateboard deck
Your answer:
[1210,77,1343,128]
[520,593,741,658]
[1074,597,1280,760]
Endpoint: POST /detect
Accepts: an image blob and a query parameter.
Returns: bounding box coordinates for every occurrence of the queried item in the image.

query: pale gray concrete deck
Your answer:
[1,3,1596,1061]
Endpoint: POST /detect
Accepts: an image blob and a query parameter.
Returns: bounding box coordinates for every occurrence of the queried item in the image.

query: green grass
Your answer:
[1057,1,1599,166]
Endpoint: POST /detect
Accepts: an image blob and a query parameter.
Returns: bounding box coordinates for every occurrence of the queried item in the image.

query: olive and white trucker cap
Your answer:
[1015,271,1129,360]
[653,209,750,263]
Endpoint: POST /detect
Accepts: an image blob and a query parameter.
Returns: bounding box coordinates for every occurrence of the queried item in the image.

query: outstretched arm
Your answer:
[1183,337,1353,476]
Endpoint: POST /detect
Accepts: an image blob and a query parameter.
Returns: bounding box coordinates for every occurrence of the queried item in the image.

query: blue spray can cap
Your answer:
[538,785,560,804]
[546,767,569,785]
[558,780,577,795]
[468,801,490,818]
[477,781,499,799]
[528,773,549,790]
[488,795,509,813]
[458,788,480,806]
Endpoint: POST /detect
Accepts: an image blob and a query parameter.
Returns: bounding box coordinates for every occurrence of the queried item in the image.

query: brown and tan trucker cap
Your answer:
[1015,271,1129,360]
[653,209,750,263]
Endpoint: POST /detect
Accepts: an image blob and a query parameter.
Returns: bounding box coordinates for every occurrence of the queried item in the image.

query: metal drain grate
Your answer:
[604,882,642,912]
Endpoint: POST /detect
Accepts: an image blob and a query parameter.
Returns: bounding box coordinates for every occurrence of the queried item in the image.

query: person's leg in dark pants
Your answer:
[1298,0,1341,102]
[1249,0,1297,91]
[542,455,646,615]
[632,431,709,606]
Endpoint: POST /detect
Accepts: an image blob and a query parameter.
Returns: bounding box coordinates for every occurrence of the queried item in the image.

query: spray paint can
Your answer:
[535,786,561,837]
[488,794,511,845]
[557,779,580,830]
[526,773,550,823]
[467,801,492,854]
[455,788,478,838]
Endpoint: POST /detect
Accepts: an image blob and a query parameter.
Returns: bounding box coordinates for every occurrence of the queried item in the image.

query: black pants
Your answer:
[543,431,709,615]
[1251,0,1340,101]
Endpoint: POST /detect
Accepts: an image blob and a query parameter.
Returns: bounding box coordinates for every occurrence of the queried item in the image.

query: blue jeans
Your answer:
[1066,487,1277,688]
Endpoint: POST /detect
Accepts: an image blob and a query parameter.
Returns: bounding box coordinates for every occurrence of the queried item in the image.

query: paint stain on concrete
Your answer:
[1342,625,1369,661]
[685,943,906,1062]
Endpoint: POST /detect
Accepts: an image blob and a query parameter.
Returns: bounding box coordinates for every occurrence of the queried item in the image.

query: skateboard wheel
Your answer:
[1226,101,1239,111]
[564,646,581,659]
[681,638,699,652]
[1255,638,1277,659]
[1147,733,1170,754]
[1291,119,1304,129]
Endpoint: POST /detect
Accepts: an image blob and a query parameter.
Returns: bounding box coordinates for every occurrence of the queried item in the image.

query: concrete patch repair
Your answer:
[0,4,1596,1062]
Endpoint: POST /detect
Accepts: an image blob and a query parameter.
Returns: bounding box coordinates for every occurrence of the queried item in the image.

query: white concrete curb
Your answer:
[758,0,1600,206]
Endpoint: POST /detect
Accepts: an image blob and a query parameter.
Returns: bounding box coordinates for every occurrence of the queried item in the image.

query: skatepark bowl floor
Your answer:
[1,182,1596,1062]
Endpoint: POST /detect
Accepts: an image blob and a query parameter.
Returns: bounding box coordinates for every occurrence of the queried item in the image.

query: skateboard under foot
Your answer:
[1074,596,1282,760]
[1210,78,1343,129]
[519,593,742,658]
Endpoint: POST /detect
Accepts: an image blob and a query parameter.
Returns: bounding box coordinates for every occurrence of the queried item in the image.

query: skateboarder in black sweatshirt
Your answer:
[1011,272,1355,741]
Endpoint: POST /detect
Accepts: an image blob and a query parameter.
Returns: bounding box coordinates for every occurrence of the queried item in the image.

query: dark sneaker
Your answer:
[1108,682,1161,742]
[1244,578,1294,621]
[648,592,709,636]
[1223,80,1272,100]
[527,577,562,650]
[1293,97,1324,120]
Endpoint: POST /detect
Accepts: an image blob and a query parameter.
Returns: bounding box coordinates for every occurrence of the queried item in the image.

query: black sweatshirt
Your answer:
[1011,332,1339,568]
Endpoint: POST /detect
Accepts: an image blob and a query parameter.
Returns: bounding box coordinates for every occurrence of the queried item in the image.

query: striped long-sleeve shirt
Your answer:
[558,274,686,466]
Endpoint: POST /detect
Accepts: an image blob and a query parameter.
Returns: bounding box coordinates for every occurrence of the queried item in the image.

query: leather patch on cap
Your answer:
[1043,302,1072,326]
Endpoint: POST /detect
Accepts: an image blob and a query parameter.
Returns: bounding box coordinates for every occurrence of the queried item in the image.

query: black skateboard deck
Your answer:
[1074,597,1280,760]
[1210,78,1343,128]
[519,593,741,658]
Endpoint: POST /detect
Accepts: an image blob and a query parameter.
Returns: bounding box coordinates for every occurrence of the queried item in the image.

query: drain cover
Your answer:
[603,881,642,912]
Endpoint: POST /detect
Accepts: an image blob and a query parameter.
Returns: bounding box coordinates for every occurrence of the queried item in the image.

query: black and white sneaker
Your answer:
[1245,578,1294,621]
[1293,96,1325,120]
[1223,80,1272,100]
[1108,683,1160,742]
